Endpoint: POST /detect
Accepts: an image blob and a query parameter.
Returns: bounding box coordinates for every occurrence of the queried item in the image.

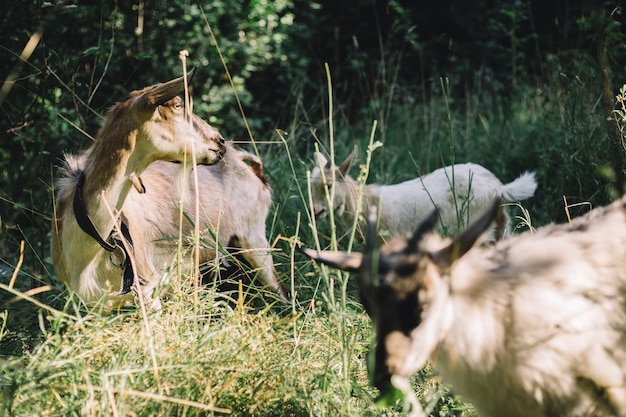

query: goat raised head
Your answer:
[303,198,626,417]
[52,71,288,311]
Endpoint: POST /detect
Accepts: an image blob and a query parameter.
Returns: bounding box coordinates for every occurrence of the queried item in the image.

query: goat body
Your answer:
[52,72,288,309]
[311,149,537,240]
[303,197,626,417]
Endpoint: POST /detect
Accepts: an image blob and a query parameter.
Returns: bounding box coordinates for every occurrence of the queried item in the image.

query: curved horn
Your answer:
[361,206,381,288]
[431,198,500,269]
[364,206,379,254]
[145,67,196,106]
[405,206,440,253]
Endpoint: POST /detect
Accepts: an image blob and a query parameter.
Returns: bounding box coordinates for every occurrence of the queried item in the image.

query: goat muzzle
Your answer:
[200,143,226,165]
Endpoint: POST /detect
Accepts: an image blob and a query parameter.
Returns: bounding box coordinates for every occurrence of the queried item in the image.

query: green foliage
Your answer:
[1,1,625,415]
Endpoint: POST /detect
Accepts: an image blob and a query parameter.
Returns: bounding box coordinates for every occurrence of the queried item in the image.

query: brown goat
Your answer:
[52,71,289,310]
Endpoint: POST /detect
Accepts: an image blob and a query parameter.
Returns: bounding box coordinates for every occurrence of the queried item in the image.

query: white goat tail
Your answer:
[497,171,537,201]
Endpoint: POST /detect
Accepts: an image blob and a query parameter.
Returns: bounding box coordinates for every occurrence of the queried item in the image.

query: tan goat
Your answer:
[303,198,626,416]
[52,71,289,310]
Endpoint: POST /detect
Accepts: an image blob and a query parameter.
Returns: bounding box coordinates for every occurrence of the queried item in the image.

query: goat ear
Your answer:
[431,198,500,269]
[338,146,357,176]
[314,152,328,170]
[145,67,196,106]
[300,248,363,273]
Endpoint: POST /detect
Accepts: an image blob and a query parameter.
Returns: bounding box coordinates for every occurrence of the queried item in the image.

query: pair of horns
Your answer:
[301,198,501,277]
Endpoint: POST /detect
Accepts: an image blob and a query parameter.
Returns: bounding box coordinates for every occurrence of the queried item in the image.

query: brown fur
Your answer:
[52,73,288,310]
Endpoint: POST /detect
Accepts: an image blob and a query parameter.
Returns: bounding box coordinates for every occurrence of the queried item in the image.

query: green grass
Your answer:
[0,66,621,416]
[2,288,366,415]
[0,116,482,416]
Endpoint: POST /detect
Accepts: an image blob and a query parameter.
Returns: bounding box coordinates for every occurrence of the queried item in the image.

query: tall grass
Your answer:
[0,51,620,416]
[0,72,482,417]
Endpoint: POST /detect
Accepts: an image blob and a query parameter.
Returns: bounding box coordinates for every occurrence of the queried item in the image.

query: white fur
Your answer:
[310,149,537,240]
[307,197,626,416]
[418,199,626,416]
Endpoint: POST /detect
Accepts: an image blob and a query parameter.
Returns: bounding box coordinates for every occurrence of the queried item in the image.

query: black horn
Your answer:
[405,206,441,253]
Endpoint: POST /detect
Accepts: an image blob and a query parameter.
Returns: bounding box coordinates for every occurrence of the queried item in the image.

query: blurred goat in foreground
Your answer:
[310,148,537,242]
[52,71,289,310]
[303,197,626,417]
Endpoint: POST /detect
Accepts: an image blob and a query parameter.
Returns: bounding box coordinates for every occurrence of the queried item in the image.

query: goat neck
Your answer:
[77,73,224,249]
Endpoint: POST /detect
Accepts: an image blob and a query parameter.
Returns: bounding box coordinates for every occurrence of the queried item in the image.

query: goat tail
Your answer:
[237,149,268,187]
[54,153,87,204]
[498,172,537,202]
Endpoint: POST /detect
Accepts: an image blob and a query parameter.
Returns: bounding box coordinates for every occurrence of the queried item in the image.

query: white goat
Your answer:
[303,197,626,417]
[310,148,537,241]
[52,71,289,310]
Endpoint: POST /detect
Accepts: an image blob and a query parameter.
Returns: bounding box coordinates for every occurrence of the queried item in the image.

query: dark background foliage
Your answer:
[0,0,625,278]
